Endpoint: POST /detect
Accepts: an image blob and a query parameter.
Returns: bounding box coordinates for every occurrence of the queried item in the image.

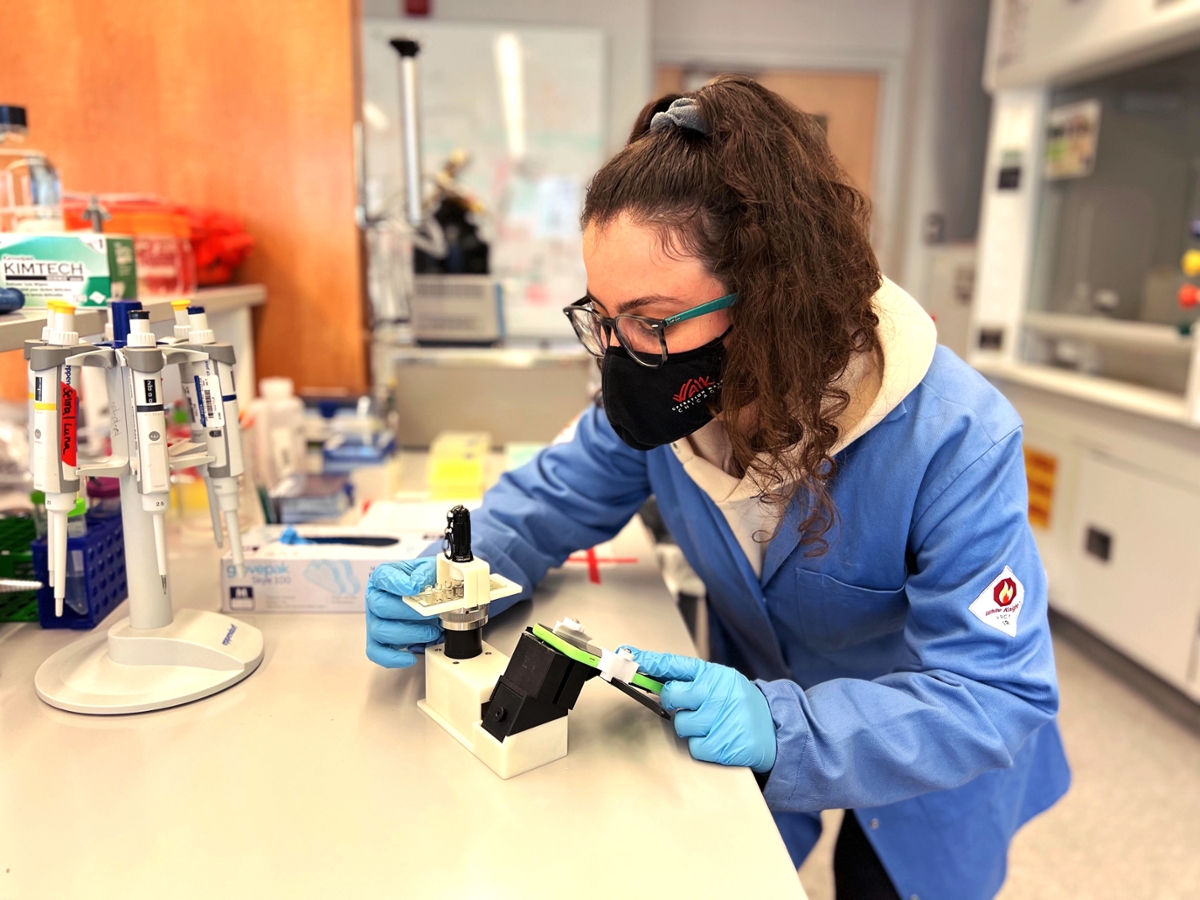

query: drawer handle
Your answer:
[1085,526,1112,562]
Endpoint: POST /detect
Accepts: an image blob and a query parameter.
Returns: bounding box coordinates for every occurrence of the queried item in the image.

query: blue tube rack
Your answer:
[31,513,128,630]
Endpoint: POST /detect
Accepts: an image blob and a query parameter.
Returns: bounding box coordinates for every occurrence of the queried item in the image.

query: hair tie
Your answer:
[650,97,710,136]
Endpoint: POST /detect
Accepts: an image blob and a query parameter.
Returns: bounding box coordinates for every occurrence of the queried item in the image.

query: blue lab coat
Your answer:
[467,346,1071,900]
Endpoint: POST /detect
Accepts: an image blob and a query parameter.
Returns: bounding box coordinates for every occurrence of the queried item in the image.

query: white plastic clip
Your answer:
[597,647,639,684]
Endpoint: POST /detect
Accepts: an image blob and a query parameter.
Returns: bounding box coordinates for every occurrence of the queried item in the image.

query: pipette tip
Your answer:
[161,575,168,592]
[224,508,244,572]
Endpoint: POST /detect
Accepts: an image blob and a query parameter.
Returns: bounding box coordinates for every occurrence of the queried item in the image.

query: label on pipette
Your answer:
[60,380,78,467]
[193,374,225,427]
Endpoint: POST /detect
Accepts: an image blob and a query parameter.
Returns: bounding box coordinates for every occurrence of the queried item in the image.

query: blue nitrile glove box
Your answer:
[322,431,397,475]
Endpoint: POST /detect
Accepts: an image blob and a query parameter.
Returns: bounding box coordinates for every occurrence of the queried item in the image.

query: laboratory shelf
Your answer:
[1023,312,1193,355]
[379,342,590,368]
[138,283,266,325]
[0,284,266,354]
[973,357,1194,427]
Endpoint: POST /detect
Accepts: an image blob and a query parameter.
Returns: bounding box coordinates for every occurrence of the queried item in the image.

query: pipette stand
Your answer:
[33,343,263,715]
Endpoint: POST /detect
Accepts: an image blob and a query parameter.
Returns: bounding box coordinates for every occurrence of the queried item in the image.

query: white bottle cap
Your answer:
[126,313,157,348]
[45,300,78,347]
[187,308,214,345]
[172,298,194,341]
[260,377,295,400]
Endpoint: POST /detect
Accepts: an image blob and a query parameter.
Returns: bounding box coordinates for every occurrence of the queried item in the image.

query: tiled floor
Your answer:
[798,627,1200,900]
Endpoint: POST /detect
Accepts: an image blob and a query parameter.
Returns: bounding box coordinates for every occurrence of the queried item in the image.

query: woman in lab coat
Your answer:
[366,77,1071,900]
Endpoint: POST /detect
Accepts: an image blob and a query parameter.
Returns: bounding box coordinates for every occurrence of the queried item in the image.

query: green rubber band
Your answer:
[531,623,664,694]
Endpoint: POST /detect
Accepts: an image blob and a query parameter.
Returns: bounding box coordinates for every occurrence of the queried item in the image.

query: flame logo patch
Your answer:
[969,566,1025,638]
[993,577,1017,607]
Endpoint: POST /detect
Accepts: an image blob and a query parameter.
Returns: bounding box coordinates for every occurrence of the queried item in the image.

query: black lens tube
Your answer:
[444,628,483,660]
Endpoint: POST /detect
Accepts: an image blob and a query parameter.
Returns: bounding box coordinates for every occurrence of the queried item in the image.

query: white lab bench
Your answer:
[0,516,805,899]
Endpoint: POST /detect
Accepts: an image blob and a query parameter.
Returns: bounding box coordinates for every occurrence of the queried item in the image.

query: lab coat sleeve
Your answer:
[758,427,1060,813]
[441,404,652,615]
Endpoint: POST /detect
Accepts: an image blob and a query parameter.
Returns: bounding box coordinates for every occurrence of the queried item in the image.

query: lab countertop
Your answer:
[0,518,805,899]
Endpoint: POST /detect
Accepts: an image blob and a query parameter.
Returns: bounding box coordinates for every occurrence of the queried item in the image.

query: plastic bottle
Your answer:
[0,106,63,232]
[251,377,308,489]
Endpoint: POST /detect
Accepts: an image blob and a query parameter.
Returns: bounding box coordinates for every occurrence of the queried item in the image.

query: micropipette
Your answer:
[125,310,171,592]
[171,298,226,551]
[184,305,246,571]
[30,300,82,615]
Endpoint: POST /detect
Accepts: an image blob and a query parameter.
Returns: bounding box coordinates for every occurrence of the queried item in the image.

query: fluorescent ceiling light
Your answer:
[494,32,526,160]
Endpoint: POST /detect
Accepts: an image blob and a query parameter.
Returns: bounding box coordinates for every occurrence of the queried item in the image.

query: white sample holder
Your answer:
[31,323,262,715]
[419,641,570,780]
[404,550,568,779]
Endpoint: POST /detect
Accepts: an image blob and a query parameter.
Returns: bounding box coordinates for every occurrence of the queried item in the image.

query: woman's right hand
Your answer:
[365,558,443,668]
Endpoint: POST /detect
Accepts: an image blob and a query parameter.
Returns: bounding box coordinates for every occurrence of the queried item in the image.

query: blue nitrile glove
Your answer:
[627,648,778,774]
[365,558,442,668]
[279,527,313,545]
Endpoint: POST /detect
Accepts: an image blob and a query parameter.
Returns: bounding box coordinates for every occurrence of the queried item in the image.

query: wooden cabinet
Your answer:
[3,0,365,394]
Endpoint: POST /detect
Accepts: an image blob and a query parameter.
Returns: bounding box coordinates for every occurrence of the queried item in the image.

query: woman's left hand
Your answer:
[625,647,778,774]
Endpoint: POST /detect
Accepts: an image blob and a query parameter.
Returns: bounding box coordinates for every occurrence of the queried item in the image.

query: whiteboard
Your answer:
[361,19,607,339]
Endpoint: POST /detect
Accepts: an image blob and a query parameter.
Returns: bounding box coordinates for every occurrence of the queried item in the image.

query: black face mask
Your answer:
[601,334,726,451]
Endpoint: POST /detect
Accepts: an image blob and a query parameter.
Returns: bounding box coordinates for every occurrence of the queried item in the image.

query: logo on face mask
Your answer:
[673,376,713,404]
[670,376,721,414]
[601,334,726,450]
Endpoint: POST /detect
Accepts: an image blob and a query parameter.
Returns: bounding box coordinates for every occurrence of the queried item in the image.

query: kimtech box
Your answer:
[0,233,137,306]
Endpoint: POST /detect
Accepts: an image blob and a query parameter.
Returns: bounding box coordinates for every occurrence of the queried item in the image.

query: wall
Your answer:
[3,0,366,395]
[651,0,992,298]
[652,0,915,64]
[653,0,913,277]
[895,0,993,304]
[361,0,653,156]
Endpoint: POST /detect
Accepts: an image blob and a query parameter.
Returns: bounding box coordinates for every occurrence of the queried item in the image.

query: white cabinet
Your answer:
[1070,452,1200,696]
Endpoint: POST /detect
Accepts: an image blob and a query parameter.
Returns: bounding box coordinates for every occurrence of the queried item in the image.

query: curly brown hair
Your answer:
[581,75,883,553]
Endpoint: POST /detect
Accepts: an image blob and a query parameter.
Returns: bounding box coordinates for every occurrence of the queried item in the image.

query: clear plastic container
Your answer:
[0,106,63,233]
[63,194,197,296]
[66,497,87,537]
[64,498,87,616]
[29,490,47,539]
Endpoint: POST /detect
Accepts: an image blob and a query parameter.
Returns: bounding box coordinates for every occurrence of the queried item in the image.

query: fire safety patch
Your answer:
[968,566,1024,637]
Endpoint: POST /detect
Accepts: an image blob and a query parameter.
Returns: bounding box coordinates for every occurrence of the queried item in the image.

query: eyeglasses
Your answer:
[562,292,738,368]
